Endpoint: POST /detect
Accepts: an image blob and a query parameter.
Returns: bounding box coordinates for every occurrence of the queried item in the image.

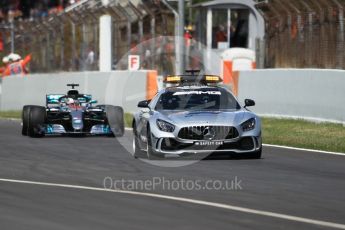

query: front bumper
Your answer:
[151,135,262,156]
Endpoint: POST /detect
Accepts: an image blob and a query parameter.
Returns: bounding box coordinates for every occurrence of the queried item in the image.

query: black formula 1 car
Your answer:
[22,84,124,137]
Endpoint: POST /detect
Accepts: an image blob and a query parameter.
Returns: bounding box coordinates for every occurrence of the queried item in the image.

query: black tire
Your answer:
[146,126,154,160]
[146,126,163,160]
[22,105,33,136]
[132,122,145,159]
[28,106,46,138]
[104,105,125,137]
[248,148,262,159]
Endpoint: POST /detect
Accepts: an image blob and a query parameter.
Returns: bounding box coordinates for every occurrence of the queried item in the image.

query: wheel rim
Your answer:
[146,142,150,159]
[132,137,136,154]
[132,136,140,158]
[146,135,151,159]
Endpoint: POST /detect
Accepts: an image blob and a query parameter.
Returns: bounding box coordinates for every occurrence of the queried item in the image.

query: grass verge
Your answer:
[1,110,344,153]
[262,117,345,153]
[0,110,21,119]
[124,113,133,128]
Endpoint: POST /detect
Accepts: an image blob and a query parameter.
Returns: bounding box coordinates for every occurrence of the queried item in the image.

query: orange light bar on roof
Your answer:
[164,76,181,83]
[205,75,222,83]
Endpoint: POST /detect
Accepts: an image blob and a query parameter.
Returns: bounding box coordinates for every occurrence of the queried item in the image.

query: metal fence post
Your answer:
[60,24,65,70]
[178,0,184,74]
[10,21,15,53]
[99,14,112,71]
[161,0,181,74]
[0,77,2,110]
[82,23,87,71]
[332,0,344,68]
[142,3,156,69]
[338,9,344,69]
[150,17,156,69]
[127,21,132,54]
[71,22,76,70]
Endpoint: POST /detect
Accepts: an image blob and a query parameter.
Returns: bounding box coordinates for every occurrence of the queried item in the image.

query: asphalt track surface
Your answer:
[0,119,345,230]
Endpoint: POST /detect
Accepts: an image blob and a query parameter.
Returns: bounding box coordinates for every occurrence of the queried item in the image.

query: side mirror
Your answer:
[137,100,150,108]
[244,99,255,108]
[90,100,98,104]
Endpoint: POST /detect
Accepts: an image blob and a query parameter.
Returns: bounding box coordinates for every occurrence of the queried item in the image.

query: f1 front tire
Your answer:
[28,106,46,138]
[22,105,33,136]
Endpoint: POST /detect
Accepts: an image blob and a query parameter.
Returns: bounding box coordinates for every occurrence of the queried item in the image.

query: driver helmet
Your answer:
[66,98,75,105]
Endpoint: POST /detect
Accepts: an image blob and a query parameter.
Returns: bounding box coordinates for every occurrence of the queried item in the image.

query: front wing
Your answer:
[45,124,112,135]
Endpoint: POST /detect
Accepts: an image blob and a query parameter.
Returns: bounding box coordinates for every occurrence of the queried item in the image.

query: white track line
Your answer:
[0,178,345,229]
[263,144,345,156]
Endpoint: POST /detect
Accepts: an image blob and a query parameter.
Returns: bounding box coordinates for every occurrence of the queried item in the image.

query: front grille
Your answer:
[178,126,239,140]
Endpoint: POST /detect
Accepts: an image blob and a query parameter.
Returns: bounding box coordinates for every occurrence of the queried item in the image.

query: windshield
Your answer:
[155,88,240,111]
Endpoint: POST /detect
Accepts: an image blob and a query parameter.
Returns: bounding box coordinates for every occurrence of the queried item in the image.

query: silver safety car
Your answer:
[132,72,262,159]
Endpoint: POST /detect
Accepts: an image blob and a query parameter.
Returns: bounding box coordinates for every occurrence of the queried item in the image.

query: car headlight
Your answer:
[156,119,175,132]
[241,118,256,132]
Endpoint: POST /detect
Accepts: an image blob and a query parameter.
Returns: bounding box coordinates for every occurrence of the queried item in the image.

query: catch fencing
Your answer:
[256,0,345,69]
[0,0,175,73]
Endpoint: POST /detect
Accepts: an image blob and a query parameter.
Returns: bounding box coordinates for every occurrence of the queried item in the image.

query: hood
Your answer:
[157,110,250,126]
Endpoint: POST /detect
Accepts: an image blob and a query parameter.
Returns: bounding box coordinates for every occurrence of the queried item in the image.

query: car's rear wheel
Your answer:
[28,106,46,138]
[104,105,125,137]
[22,105,32,136]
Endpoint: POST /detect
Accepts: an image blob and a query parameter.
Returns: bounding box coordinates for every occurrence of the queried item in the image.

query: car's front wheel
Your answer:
[248,148,262,159]
[146,126,163,160]
[22,105,33,136]
[146,126,155,160]
[132,124,145,159]
[104,105,125,137]
[28,106,46,138]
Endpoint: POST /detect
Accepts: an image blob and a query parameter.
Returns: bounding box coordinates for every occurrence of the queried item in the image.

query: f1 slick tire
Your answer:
[104,105,125,137]
[22,105,33,136]
[28,106,46,138]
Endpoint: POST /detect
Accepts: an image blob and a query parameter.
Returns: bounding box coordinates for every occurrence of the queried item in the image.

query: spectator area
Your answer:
[0,0,81,22]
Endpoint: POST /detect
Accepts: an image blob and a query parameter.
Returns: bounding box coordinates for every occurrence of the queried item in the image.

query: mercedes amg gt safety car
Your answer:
[22,84,124,137]
[132,71,262,159]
